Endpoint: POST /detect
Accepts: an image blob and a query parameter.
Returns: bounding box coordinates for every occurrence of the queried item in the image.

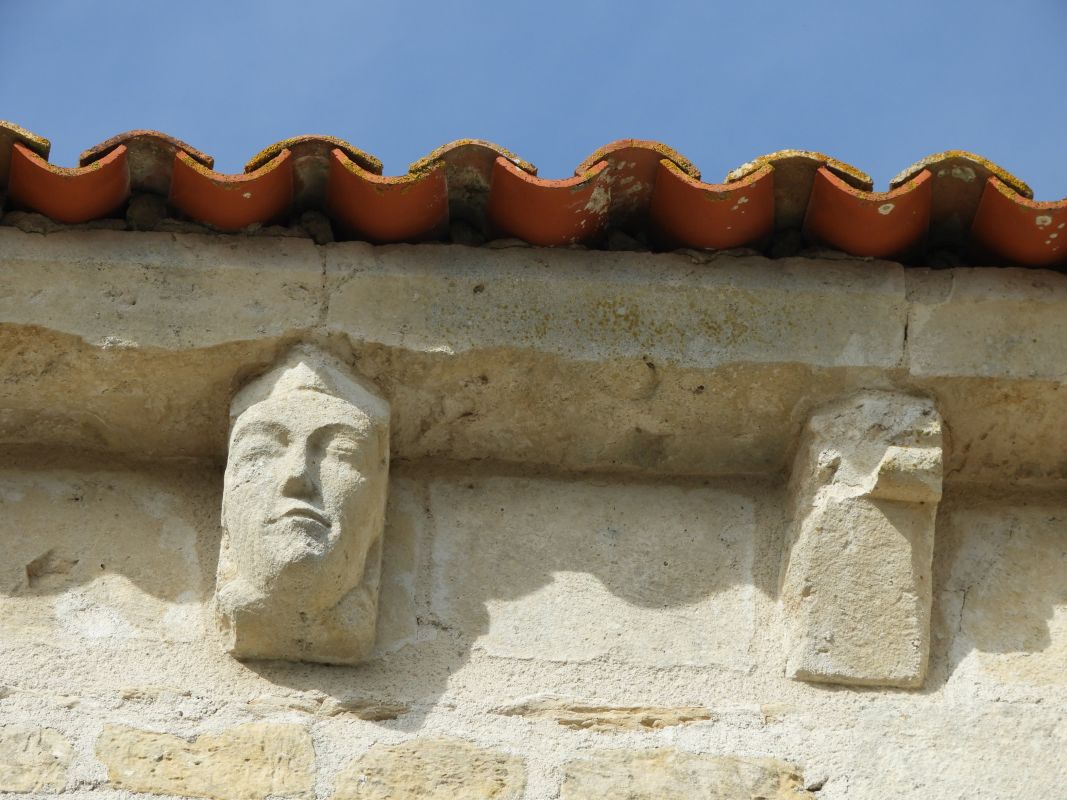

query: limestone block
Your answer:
[11,230,1067,483]
[941,501,1067,687]
[907,267,1067,381]
[494,697,713,731]
[560,749,813,799]
[0,462,213,647]
[781,390,943,687]
[0,228,323,349]
[429,477,755,669]
[95,723,314,800]
[371,477,421,653]
[331,739,525,800]
[327,243,905,368]
[216,346,390,664]
[0,726,72,793]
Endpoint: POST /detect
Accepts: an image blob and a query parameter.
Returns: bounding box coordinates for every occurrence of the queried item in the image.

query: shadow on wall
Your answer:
[243,470,781,730]
[0,452,222,645]
[0,453,780,730]
[927,487,1067,692]
[295,478,1067,715]
[6,455,1065,727]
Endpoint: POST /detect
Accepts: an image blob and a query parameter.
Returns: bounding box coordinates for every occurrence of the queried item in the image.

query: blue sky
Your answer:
[3,0,1066,196]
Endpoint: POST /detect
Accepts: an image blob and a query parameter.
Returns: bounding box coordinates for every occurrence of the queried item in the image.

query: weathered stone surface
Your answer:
[331,739,525,800]
[0,726,72,793]
[494,697,712,731]
[216,346,390,664]
[429,476,756,669]
[8,229,1067,800]
[0,459,213,647]
[906,267,1067,381]
[372,478,420,652]
[5,230,1067,483]
[95,723,315,800]
[781,391,943,687]
[561,749,813,799]
[247,692,409,721]
[0,229,322,349]
[940,499,1067,687]
[327,244,906,368]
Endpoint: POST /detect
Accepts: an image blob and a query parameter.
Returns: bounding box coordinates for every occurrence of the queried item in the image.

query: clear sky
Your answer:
[3,0,1066,196]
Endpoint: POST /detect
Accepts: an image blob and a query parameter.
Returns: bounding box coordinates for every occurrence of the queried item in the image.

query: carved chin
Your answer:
[277,516,330,550]
[264,518,335,561]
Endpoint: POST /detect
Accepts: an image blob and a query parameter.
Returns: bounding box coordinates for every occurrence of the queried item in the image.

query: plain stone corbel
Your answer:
[779,390,943,688]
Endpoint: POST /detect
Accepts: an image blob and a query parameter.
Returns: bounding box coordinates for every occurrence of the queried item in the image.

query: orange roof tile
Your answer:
[169,149,293,232]
[328,150,448,243]
[1,123,1063,268]
[804,167,932,260]
[9,142,129,224]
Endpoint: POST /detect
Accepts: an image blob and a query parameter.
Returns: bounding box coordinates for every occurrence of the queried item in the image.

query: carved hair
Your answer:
[229,344,389,425]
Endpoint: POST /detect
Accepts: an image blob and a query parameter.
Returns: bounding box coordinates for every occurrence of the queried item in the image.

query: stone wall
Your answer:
[1,229,1065,798]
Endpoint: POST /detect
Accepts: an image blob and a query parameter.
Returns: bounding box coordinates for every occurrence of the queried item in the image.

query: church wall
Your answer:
[1,229,1065,798]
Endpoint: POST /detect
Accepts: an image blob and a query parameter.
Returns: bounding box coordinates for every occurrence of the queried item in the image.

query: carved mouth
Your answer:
[275,505,330,528]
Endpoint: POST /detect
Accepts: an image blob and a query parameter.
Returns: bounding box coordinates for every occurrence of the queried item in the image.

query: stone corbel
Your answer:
[779,390,943,688]
[214,345,391,664]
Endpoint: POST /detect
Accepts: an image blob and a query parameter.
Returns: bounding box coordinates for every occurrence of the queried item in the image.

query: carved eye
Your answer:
[235,433,284,460]
[326,438,363,461]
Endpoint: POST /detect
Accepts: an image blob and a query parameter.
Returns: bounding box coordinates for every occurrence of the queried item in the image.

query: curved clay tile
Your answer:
[728,150,873,231]
[970,177,1067,267]
[6,122,1066,268]
[891,151,1032,250]
[8,142,129,223]
[0,120,49,189]
[409,140,534,230]
[804,167,932,260]
[327,149,448,243]
[246,136,382,212]
[79,130,213,197]
[577,139,699,179]
[650,161,774,250]
[575,139,699,232]
[169,149,293,232]
[486,157,610,246]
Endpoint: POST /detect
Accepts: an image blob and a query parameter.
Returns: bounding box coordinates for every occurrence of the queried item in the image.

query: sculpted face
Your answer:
[223,392,383,600]
[215,348,390,664]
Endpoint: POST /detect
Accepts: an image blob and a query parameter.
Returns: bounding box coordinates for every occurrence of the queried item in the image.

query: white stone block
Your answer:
[781,390,943,687]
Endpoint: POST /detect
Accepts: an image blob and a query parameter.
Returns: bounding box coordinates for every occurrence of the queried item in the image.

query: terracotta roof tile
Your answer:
[408,139,532,232]
[970,177,1067,267]
[246,135,381,213]
[328,149,448,243]
[651,161,774,250]
[727,150,873,231]
[575,140,699,235]
[169,149,293,232]
[79,130,213,197]
[487,157,611,246]
[891,151,1032,251]
[0,124,1063,268]
[804,167,932,260]
[0,121,50,189]
[9,142,129,224]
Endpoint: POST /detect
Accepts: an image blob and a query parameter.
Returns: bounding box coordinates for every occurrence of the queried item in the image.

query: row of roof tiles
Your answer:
[1,122,1065,267]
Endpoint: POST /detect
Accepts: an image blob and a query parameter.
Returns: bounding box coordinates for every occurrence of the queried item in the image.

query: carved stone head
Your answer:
[215,346,390,664]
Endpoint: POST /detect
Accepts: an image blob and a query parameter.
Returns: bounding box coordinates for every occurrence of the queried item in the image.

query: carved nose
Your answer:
[280,449,315,499]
